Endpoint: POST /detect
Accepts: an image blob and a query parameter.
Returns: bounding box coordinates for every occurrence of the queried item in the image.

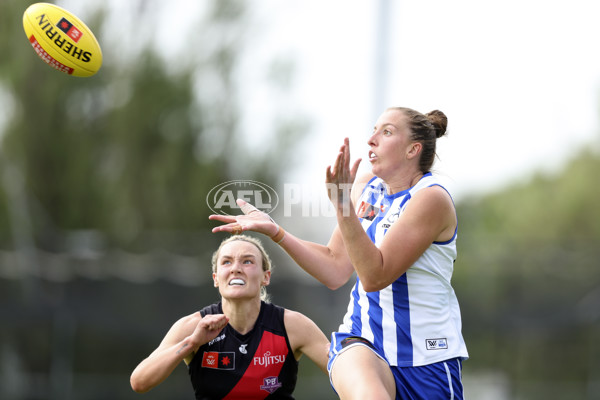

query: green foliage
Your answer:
[455,148,600,396]
[0,1,331,399]
[0,0,300,250]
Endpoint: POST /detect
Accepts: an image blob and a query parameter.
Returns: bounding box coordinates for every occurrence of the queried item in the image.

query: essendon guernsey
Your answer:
[188,302,299,399]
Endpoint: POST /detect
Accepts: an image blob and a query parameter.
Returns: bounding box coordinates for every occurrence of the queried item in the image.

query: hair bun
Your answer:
[425,110,448,138]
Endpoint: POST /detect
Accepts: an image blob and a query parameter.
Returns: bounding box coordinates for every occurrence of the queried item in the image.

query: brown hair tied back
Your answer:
[424,110,448,139]
[388,107,448,174]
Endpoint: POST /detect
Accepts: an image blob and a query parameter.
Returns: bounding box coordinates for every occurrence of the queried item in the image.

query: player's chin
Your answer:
[221,287,256,299]
[369,161,380,175]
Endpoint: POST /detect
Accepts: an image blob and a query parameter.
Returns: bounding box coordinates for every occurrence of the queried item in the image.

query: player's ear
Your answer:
[213,272,218,287]
[262,270,271,286]
[406,142,422,159]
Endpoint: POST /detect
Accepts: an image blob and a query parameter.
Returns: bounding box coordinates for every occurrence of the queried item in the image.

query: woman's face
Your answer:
[367,109,418,179]
[212,240,270,301]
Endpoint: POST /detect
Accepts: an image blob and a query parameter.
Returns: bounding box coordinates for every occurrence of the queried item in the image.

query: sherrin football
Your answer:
[23,3,102,77]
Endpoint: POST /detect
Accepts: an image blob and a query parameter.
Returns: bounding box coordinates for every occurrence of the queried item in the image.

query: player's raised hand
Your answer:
[209,199,279,237]
[326,138,361,213]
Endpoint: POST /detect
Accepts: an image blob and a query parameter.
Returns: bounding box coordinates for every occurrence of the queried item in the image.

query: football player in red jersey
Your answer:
[130,235,329,399]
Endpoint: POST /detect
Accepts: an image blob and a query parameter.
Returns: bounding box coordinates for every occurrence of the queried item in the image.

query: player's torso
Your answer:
[343,174,466,366]
[189,302,298,399]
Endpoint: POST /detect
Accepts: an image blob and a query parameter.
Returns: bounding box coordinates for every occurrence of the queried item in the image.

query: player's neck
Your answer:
[384,170,423,194]
[222,298,262,335]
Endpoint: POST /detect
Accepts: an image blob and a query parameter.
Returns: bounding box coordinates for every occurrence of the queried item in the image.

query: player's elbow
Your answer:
[360,260,410,292]
[130,374,152,393]
[321,263,354,290]
[325,281,344,291]
[360,281,381,292]
[359,274,392,292]
[323,274,352,290]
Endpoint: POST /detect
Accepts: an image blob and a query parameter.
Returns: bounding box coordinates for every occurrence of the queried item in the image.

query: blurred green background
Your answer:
[2,0,600,399]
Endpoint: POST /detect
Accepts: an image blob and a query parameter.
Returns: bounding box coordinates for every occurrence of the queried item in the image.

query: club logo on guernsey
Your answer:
[253,351,286,367]
[201,351,235,370]
[260,376,282,394]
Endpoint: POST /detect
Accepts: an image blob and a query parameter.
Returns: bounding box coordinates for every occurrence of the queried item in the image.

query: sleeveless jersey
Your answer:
[338,173,469,367]
[188,301,299,399]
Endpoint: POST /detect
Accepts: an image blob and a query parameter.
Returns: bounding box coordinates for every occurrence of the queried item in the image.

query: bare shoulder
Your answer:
[407,185,456,240]
[283,308,311,331]
[283,308,329,371]
[355,171,375,186]
[410,185,455,213]
[283,309,324,345]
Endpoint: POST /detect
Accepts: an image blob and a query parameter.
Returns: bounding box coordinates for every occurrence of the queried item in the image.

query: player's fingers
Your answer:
[237,199,259,215]
[325,165,333,183]
[333,151,344,177]
[350,158,362,180]
[209,214,236,223]
[231,224,243,235]
[211,221,242,234]
[343,138,351,170]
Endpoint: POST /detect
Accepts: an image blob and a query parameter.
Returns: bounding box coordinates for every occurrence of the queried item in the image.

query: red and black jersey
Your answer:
[188,301,299,399]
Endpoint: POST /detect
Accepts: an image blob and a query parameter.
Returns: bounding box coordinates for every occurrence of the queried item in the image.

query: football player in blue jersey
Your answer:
[210,107,469,399]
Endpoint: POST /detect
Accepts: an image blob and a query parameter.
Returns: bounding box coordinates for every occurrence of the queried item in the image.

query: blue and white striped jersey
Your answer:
[337,173,469,367]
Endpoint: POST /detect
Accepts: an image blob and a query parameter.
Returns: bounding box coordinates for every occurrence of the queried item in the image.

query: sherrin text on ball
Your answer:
[23,2,102,77]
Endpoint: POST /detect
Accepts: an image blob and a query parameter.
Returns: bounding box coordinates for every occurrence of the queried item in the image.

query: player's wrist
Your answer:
[270,225,285,244]
[179,337,199,357]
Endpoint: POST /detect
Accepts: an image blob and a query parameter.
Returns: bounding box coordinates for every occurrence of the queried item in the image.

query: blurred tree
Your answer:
[455,147,600,398]
[0,1,333,399]
[0,0,303,253]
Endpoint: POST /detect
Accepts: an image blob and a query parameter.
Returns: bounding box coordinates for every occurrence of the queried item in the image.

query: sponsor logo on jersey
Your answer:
[208,333,226,346]
[357,201,380,221]
[239,344,248,354]
[201,351,235,369]
[253,351,286,368]
[426,338,448,350]
[260,376,282,394]
[386,210,401,224]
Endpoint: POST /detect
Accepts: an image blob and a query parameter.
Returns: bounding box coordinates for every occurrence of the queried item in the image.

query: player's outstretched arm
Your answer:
[210,199,355,290]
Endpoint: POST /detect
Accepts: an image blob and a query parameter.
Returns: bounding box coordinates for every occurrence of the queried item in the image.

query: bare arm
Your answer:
[209,203,357,290]
[130,313,228,393]
[337,186,456,291]
[276,226,353,289]
[284,309,330,374]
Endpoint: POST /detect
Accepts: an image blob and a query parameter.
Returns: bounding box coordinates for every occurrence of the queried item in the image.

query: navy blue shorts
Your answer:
[328,332,465,399]
[391,357,464,400]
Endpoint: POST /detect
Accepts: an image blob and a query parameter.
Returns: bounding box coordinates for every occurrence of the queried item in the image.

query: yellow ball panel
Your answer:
[23,2,103,77]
